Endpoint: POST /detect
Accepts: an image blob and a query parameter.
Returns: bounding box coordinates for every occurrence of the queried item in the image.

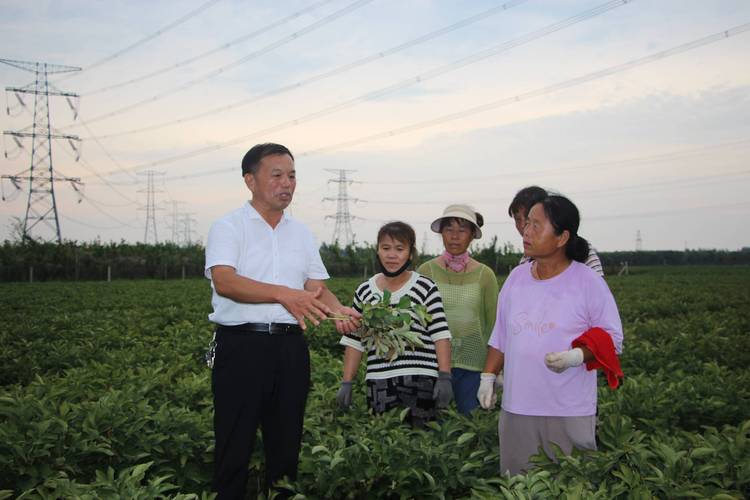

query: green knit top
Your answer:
[417,259,499,372]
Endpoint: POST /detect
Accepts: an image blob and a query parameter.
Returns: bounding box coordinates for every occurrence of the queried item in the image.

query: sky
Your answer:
[1,0,749,253]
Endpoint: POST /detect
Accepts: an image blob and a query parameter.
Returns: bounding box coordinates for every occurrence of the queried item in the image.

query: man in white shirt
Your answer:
[205,143,360,499]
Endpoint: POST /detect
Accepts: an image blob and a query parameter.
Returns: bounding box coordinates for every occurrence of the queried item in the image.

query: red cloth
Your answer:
[572,327,623,389]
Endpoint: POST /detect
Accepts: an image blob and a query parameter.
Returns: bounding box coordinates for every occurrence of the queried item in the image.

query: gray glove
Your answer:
[432,371,453,409]
[336,381,353,409]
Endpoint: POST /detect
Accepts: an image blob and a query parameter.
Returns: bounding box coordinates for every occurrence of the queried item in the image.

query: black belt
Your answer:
[216,322,302,336]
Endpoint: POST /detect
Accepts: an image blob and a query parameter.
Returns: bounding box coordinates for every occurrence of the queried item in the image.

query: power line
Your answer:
[78,192,139,228]
[67,0,375,127]
[105,20,750,178]
[302,22,750,156]
[89,0,633,176]
[78,119,138,181]
[86,0,529,140]
[347,200,750,227]
[56,137,139,205]
[355,138,750,185]
[60,213,138,231]
[54,0,224,83]
[152,136,749,185]
[353,168,750,205]
[81,0,339,96]
[584,201,750,222]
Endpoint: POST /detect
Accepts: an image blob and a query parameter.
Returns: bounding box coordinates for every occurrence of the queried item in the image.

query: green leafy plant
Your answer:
[2,267,750,498]
[358,290,431,362]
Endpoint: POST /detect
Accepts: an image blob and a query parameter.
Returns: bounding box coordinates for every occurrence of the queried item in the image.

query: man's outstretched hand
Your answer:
[278,287,331,330]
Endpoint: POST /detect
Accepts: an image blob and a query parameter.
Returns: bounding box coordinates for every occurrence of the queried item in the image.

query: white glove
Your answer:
[544,348,584,373]
[477,372,503,409]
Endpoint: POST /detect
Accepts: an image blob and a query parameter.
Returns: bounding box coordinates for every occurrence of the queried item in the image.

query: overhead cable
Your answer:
[355,138,750,185]
[81,0,339,96]
[156,137,749,184]
[69,0,375,127]
[91,0,633,175]
[88,0,529,140]
[354,168,750,205]
[56,0,224,82]
[302,22,750,156]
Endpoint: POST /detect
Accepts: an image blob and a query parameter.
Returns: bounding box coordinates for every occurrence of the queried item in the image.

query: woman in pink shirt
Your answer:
[478,194,623,476]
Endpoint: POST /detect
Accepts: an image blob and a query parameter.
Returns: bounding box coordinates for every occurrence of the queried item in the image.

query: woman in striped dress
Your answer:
[336,221,453,426]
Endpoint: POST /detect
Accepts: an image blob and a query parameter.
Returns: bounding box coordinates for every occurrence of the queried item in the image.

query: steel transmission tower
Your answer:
[137,170,164,243]
[323,169,358,246]
[635,230,643,251]
[1,58,82,243]
[180,212,197,245]
[167,200,185,243]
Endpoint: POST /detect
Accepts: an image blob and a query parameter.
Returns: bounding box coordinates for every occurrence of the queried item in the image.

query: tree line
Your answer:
[1,239,748,282]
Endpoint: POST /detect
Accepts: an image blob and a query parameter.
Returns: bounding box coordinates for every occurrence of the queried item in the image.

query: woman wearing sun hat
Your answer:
[417,204,500,414]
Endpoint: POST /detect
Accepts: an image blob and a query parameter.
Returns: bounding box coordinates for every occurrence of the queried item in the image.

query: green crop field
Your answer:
[1,266,749,498]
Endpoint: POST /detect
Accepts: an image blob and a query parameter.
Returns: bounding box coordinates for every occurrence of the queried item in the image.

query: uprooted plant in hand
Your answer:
[358,290,431,362]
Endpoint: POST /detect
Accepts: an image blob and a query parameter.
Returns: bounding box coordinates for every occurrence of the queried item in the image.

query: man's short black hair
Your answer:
[241,143,294,176]
[508,186,547,217]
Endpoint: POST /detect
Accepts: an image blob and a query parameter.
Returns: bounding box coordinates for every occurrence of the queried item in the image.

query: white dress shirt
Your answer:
[205,202,329,325]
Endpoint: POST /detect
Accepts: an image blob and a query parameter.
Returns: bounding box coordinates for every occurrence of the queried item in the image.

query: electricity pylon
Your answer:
[1,58,82,243]
[137,170,164,243]
[323,169,358,247]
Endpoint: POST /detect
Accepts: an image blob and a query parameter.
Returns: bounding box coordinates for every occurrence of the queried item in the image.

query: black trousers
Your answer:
[211,330,310,499]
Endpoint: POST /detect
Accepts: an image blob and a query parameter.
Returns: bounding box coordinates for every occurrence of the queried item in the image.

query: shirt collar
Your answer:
[244,201,289,225]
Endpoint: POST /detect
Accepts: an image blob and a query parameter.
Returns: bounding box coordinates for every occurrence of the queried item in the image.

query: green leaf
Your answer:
[399,407,410,422]
[457,432,476,445]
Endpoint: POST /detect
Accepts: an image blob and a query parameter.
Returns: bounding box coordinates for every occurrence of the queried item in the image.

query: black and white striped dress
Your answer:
[340,272,452,380]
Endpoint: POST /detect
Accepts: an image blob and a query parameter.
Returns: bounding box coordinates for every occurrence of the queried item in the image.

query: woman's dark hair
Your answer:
[438,214,483,238]
[534,195,590,263]
[377,221,417,261]
[508,186,547,217]
[241,143,294,176]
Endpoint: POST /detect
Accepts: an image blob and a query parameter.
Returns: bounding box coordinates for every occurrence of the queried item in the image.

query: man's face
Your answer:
[244,153,296,212]
[512,208,528,237]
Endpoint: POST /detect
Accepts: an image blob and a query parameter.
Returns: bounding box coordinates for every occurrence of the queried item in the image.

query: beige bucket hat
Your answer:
[430,203,483,239]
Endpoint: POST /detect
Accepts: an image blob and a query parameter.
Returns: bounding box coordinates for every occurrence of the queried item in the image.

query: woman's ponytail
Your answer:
[538,194,590,263]
[567,234,590,263]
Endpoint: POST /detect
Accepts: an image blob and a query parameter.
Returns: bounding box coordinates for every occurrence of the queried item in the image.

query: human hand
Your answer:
[278,287,331,330]
[544,348,584,373]
[336,381,353,409]
[432,371,453,409]
[332,306,362,334]
[477,372,502,409]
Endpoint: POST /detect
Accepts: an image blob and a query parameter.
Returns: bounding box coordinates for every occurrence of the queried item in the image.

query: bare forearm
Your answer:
[435,339,451,372]
[342,347,363,381]
[316,284,344,310]
[483,347,505,374]
[212,268,285,304]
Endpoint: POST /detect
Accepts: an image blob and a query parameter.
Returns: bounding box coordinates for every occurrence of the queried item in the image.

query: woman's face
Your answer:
[523,203,566,259]
[377,235,411,274]
[441,219,473,256]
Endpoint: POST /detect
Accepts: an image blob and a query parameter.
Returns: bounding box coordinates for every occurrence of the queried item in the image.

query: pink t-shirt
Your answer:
[488,261,623,417]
